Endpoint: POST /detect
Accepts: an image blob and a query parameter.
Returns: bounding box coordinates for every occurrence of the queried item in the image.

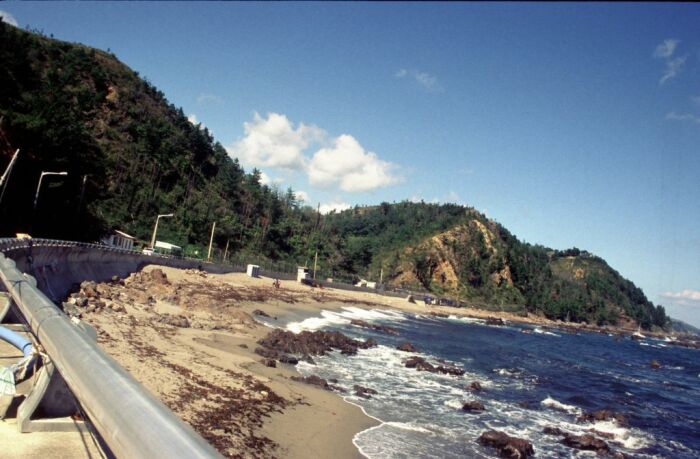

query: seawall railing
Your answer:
[0,238,224,458]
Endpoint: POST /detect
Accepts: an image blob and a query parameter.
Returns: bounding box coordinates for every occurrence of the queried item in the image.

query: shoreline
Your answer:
[72,266,692,458]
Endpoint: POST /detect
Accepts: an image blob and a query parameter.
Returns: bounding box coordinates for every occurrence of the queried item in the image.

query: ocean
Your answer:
[277,306,700,458]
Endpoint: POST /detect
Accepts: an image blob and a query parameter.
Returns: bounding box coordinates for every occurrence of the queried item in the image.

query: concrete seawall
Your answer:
[0,240,240,301]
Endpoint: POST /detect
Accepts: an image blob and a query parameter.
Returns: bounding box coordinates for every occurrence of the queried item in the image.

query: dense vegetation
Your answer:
[0,24,668,329]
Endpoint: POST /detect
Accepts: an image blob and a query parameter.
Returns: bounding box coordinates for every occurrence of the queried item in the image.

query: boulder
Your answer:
[477,430,534,458]
[158,314,190,328]
[257,329,378,357]
[542,426,565,436]
[404,356,464,376]
[397,342,417,352]
[353,385,378,399]
[264,359,277,368]
[406,295,415,303]
[577,409,628,426]
[462,400,485,412]
[149,269,169,285]
[278,355,299,365]
[468,381,483,392]
[252,309,271,318]
[485,317,505,326]
[561,433,610,453]
[350,319,399,335]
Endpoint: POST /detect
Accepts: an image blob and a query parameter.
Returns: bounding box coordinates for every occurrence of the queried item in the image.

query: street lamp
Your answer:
[33,171,68,211]
[150,213,174,249]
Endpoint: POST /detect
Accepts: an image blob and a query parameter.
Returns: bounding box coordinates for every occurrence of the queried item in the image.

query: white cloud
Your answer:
[319,201,351,215]
[196,93,222,104]
[660,55,687,85]
[0,10,18,27]
[228,113,402,193]
[259,171,283,186]
[653,39,680,59]
[660,289,700,307]
[395,68,443,92]
[295,190,309,202]
[666,111,700,124]
[308,134,401,192]
[227,112,324,170]
[187,114,199,124]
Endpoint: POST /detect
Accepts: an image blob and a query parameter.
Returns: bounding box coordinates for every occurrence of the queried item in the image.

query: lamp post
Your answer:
[150,213,174,250]
[33,171,68,211]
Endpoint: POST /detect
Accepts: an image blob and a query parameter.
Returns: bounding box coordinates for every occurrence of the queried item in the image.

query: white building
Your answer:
[101,230,135,250]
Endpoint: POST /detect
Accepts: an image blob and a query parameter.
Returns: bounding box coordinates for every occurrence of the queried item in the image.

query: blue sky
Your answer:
[2,3,699,326]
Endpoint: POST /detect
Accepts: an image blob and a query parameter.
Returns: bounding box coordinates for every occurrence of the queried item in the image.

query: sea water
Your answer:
[282,308,700,458]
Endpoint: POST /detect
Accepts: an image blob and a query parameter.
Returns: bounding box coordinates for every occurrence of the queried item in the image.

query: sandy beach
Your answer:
[70,265,661,458]
[73,266,387,458]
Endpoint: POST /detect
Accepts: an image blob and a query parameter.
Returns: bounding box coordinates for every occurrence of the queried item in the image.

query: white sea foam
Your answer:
[590,420,650,450]
[286,307,406,333]
[533,328,560,337]
[443,399,464,410]
[384,421,434,434]
[540,396,582,415]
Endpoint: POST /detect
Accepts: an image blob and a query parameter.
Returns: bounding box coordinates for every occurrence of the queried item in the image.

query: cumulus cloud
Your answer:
[227,112,324,170]
[395,68,443,92]
[308,134,401,192]
[0,10,18,27]
[653,39,679,59]
[259,171,283,186]
[187,114,199,124]
[660,289,700,307]
[295,190,309,202]
[227,113,402,194]
[666,111,700,124]
[319,201,351,215]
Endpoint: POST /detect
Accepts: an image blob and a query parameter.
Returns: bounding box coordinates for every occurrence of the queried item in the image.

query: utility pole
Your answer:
[223,239,229,262]
[313,250,318,280]
[207,221,216,261]
[78,174,88,213]
[0,149,19,207]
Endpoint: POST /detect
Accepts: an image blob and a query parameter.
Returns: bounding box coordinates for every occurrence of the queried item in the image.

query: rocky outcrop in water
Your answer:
[397,342,417,352]
[350,319,399,335]
[577,409,628,426]
[353,385,378,399]
[485,317,505,326]
[477,430,534,458]
[404,356,465,376]
[468,381,483,392]
[462,400,485,412]
[257,329,377,357]
[561,433,610,453]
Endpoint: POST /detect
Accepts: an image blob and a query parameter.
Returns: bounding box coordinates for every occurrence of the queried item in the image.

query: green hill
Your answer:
[0,23,669,330]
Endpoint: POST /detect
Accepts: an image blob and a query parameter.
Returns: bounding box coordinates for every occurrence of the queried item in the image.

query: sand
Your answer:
[73,265,645,458]
[74,267,385,458]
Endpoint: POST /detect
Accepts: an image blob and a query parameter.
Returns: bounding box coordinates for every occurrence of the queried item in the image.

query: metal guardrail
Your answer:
[0,239,222,458]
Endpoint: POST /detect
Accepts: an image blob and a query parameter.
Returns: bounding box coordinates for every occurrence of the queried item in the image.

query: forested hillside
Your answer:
[0,23,668,329]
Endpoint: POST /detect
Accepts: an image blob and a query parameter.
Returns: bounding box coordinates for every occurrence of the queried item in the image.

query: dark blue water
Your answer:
[284,307,700,458]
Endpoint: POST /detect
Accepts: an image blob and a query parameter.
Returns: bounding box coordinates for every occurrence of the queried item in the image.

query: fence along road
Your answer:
[0,238,223,459]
